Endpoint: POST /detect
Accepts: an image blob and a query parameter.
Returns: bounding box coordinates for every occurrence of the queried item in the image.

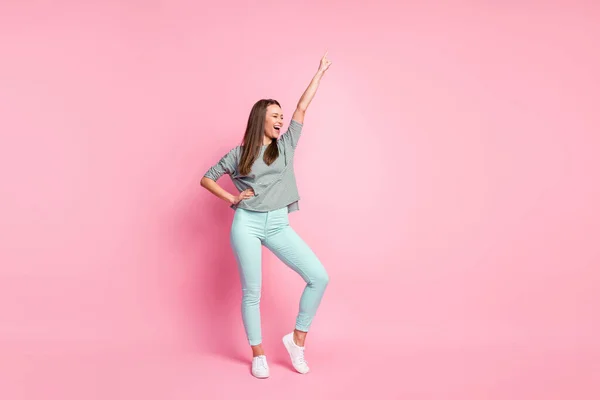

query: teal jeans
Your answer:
[230,206,329,346]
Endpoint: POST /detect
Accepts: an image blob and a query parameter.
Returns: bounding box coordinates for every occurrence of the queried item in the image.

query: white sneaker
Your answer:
[251,355,270,379]
[282,332,310,374]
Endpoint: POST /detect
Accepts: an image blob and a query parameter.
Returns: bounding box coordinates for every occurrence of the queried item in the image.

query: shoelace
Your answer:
[255,356,268,370]
[295,348,307,365]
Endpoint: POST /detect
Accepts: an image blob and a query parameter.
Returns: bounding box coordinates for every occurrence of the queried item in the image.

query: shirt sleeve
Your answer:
[204,148,238,181]
[279,119,303,150]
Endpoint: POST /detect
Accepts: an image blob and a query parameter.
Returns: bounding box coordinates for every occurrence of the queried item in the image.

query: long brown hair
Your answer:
[238,99,281,176]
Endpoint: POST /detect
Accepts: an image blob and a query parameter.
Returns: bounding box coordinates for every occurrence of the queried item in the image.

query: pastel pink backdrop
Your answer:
[1,1,598,399]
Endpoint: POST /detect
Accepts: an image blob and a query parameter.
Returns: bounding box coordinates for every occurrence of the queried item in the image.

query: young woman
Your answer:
[200,53,332,378]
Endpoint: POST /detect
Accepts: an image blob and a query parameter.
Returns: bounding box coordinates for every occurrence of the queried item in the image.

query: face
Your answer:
[263,104,284,141]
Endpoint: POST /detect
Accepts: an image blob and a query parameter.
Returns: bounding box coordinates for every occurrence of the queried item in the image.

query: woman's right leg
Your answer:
[230,209,265,355]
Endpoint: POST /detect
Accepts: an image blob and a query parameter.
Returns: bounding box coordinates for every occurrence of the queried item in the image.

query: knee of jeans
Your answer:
[242,286,261,305]
[311,270,329,288]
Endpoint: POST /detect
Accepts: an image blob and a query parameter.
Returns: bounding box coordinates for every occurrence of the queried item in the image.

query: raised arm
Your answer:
[292,51,332,124]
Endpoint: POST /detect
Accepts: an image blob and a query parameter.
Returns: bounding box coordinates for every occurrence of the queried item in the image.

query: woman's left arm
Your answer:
[292,51,332,124]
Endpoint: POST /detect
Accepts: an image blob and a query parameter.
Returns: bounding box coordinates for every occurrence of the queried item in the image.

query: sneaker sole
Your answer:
[282,335,310,374]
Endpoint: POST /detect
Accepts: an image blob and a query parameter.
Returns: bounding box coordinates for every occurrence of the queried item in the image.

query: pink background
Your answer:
[1,1,599,399]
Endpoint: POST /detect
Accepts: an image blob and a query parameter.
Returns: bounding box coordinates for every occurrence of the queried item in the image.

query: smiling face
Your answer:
[263,103,284,144]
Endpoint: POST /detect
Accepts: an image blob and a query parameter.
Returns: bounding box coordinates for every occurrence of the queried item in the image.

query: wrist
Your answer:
[226,193,236,204]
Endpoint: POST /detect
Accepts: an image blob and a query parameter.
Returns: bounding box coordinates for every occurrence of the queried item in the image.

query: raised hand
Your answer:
[318,51,332,74]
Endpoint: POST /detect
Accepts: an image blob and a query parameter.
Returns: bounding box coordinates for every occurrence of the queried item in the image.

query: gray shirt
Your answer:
[204,119,303,213]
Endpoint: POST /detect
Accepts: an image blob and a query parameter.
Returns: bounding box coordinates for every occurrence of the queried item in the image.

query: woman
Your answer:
[200,52,332,378]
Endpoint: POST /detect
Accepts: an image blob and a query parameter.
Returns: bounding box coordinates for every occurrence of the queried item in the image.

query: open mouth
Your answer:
[274,125,281,132]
